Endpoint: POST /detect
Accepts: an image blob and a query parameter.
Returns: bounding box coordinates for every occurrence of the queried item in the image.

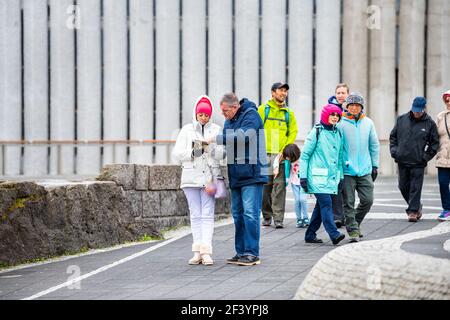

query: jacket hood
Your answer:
[192,95,213,125]
[328,96,343,110]
[239,98,257,112]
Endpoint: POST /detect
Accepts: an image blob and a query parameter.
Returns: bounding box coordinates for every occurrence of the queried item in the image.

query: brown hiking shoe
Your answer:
[408,212,418,222]
[417,205,423,220]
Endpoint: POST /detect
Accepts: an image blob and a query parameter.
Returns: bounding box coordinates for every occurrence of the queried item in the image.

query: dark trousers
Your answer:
[398,165,425,214]
[331,180,344,223]
[438,168,450,211]
[342,174,374,234]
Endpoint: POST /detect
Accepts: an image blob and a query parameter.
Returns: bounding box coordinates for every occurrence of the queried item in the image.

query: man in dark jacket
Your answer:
[389,97,439,222]
[214,93,268,266]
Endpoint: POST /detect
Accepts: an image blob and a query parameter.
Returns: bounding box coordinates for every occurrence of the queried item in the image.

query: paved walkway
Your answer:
[0,177,447,300]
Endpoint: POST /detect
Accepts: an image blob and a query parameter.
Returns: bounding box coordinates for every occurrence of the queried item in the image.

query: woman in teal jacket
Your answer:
[300,104,346,245]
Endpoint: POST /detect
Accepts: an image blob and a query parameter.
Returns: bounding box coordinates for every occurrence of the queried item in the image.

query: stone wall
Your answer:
[0,164,231,267]
[96,164,231,229]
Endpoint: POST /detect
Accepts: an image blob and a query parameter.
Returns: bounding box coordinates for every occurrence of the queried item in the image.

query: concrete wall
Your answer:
[0,0,449,177]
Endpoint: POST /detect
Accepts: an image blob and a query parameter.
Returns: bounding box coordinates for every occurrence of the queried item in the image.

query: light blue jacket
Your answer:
[337,115,380,177]
[300,124,344,195]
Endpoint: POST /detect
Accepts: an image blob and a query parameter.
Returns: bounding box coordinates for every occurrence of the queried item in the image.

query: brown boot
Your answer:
[408,212,418,222]
[417,205,423,220]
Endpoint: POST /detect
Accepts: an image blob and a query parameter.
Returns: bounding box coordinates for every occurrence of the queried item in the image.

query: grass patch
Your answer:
[137,233,164,242]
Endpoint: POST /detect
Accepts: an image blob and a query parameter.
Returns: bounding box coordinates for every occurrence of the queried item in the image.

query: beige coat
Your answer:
[436,109,450,168]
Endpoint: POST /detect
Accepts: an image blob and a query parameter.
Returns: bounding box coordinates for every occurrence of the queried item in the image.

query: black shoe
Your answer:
[274,222,284,229]
[262,219,272,227]
[332,233,345,245]
[226,254,240,265]
[236,255,260,266]
[334,220,343,228]
[305,238,323,244]
[359,233,363,238]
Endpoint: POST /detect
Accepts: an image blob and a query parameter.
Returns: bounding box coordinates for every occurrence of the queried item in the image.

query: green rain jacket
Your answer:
[258,99,298,154]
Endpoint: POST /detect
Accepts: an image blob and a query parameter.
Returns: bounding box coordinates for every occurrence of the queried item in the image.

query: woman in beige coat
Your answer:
[436,90,450,221]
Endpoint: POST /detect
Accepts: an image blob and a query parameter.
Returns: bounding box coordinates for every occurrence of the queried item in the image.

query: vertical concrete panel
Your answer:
[315,0,341,123]
[23,0,48,176]
[369,0,396,175]
[426,0,450,176]
[289,0,313,140]
[261,0,286,102]
[77,0,101,175]
[208,0,232,127]
[49,0,75,175]
[398,0,426,115]
[182,0,206,126]
[0,0,22,175]
[102,0,128,165]
[342,0,369,104]
[235,0,259,103]
[426,0,450,120]
[129,0,154,165]
[155,0,180,163]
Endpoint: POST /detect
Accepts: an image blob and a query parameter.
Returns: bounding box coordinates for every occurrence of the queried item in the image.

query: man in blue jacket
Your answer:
[338,93,380,242]
[213,93,268,266]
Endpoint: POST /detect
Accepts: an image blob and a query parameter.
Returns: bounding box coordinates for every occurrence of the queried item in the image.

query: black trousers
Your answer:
[332,180,344,223]
[398,165,425,214]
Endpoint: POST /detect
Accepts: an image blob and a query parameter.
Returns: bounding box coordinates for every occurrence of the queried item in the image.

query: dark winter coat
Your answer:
[217,98,269,189]
[389,112,439,168]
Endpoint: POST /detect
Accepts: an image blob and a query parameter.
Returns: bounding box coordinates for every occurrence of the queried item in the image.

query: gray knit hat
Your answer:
[345,92,365,109]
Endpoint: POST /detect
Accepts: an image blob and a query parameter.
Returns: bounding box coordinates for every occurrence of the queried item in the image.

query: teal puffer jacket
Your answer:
[299,124,344,194]
[337,115,380,177]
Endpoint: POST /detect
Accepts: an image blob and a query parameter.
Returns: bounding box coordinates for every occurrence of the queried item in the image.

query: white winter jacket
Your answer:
[172,96,223,189]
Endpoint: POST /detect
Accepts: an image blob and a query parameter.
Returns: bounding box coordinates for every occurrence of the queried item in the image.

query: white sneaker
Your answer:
[201,254,214,266]
[188,252,202,265]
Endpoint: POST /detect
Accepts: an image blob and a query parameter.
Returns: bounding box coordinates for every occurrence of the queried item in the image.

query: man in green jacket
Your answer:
[258,82,298,228]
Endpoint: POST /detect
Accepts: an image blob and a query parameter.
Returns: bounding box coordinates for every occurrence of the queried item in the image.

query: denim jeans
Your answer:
[438,168,450,211]
[292,184,308,221]
[305,194,341,241]
[231,184,264,258]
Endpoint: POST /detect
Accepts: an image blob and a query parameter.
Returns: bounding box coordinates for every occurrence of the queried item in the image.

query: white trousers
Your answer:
[182,187,216,255]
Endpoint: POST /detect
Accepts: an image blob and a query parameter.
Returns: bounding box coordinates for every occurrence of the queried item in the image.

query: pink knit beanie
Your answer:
[320,104,343,125]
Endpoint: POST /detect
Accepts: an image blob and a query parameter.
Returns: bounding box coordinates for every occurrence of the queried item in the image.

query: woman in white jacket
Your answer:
[172,95,222,265]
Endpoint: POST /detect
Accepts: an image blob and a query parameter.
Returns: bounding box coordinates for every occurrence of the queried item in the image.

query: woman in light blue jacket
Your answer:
[337,92,379,243]
[300,104,346,245]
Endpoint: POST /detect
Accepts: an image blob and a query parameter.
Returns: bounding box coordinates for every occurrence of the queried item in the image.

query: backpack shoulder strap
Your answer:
[315,124,321,141]
[285,109,290,137]
[264,105,270,125]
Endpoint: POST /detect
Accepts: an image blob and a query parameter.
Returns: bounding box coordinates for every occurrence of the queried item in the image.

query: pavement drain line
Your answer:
[19,218,234,300]
[294,222,450,300]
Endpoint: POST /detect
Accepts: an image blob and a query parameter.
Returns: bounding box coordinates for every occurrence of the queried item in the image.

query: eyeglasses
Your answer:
[329,112,341,117]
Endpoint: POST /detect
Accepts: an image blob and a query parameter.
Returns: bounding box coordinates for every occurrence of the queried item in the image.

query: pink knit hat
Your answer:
[195,97,213,118]
[320,104,343,125]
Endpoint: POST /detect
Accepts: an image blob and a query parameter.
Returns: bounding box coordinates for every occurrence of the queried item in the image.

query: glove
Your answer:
[192,147,204,158]
[300,178,308,193]
[371,167,378,182]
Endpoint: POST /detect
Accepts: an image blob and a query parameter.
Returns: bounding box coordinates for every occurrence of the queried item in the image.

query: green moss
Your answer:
[1,195,42,221]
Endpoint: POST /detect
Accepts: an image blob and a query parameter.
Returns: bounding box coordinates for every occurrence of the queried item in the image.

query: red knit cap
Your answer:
[195,98,213,118]
[443,90,450,103]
